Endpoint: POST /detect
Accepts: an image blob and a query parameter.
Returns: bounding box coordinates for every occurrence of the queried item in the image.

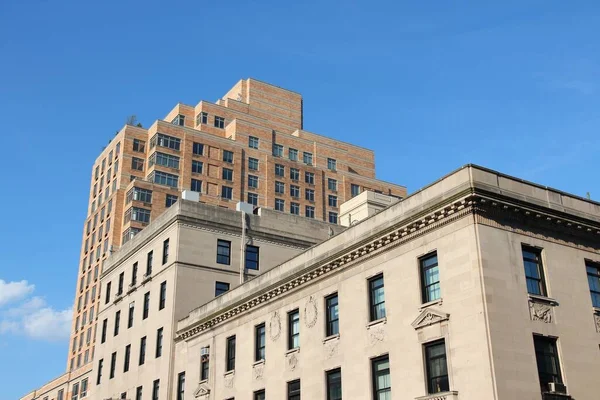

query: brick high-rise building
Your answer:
[68,78,406,371]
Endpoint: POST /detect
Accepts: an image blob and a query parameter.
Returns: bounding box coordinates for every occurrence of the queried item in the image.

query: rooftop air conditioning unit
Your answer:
[548,382,567,394]
[200,346,210,357]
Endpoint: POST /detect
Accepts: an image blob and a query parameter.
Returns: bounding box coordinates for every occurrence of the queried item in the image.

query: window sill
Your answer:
[366,317,387,328]
[224,370,235,377]
[199,379,208,385]
[420,298,443,310]
[323,334,340,344]
[253,359,265,367]
[141,274,152,285]
[113,294,123,304]
[593,307,600,314]
[529,294,559,306]
[285,347,300,355]
[127,284,136,294]
[415,391,459,400]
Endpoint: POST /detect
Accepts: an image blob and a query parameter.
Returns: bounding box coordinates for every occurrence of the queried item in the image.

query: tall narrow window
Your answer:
[80,379,88,398]
[245,245,260,270]
[533,335,563,392]
[135,387,142,400]
[117,272,124,295]
[162,239,169,265]
[522,246,547,296]
[139,336,147,365]
[326,368,342,400]
[158,281,167,310]
[255,323,266,361]
[101,319,107,343]
[222,150,233,163]
[143,292,150,319]
[71,383,79,400]
[217,240,231,265]
[226,335,236,371]
[156,327,163,358]
[351,184,360,197]
[146,251,153,276]
[96,359,103,385]
[371,355,391,400]
[131,262,138,286]
[288,309,300,349]
[425,340,449,394]
[124,344,131,372]
[105,282,111,304]
[152,380,160,400]
[249,136,259,149]
[177,372,185,400]
[215,281,230,296]
[368,274,386,321]
[326,293,339,336]
[420,252,441,303]
[128,302,135,328]
[193,142,204,155]
[114,310,120,336]
[287,379,301,400]
[586,260,600,308]
[109,352,117,379]
[254,390,265,400]
[200,350,209,381]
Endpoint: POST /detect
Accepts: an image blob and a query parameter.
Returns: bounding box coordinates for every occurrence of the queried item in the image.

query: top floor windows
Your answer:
[223,150,234,164]
[126,187,153,204]
[149,152,180,170]
[245,245,259,271]
[249,136,259,149]
[522,245,547,296]
[273,144,283,157]
[288,309,300,349]
[171,114,185,126]
[196,112,208,126]
[420,252,441,303]
[327,158,337,170]
[289,148,298,161]
[214,116,225,128]
[150,133,181,151]
[226,335,236,371]
[325,293,339,337]
[303,152,313,165]
[217,239,231,265]
[193,142,204,156]
[586,260,600,308]
[368,274,386,321]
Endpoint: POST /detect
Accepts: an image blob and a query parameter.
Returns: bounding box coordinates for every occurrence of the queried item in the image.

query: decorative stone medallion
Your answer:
[325,339,339,358]
[529,300,553,323]
[369,325,386,345]
[286,351,299,371]
[269,311,281,341]
[253,363,264,381]
[224,373,235,388]
[304,296,318,328]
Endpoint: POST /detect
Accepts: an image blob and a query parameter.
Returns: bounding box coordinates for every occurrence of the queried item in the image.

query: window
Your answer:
[329,212,338,224]
[248,175,259,189]
[221,186,233,200]
[156,327,163,357]
[192,160,203,174]
[533,335,563,392]
[305,172,314,184]
[72,383,79,400]
[214,116,225,128]
[128,302,134,328]
[114,310,120,336]
[246,245,259,270]
[327,158,337,170]
[193,142,204,155]
[139,336,147,365]
[148,170,179,187]
[191,178,202,192]
[255,323,266,361]
[275,164,285,177]
[136,386,142,400]
[124,207,151,224]
[143,292,150,319]
[248,157,259,171]
[166,194,178,207]
[425,340,449,394]
[149,152,180,169]
[254,390,265,400]
[217,240,231,265]
[326,293,339,336]
[122,227,142,244]
[273,144,283,157]
[120,393,126,400]
[288,309,300,349]
[326,368,342,400]
[247,193,258,206]
[249,136,259,149]
[150,133,181,151]
[152,379,160,400]
[96,359,103,385]
[522,246,547,296]
[226,335,236,371]
[222,167,233,181]
[275,181,285,194]
[305,206,315,218]
[177,372,185,400]
[305,188,315,202]
[223,150,234,163]
[124,344,131,373]
[117,272,124,295]
[201,350,209,381]
[275,199,285,212]
[109,352,117,379]
[133,139,145,153]
[105,282,111,304]
[172,114,185,126]
[126,187,153,204]
[287,379,301,400]
[369,274,386,321]
[131,157,144,171]
[290,168,299,181]
[215,281,230,296]
[58,389,64,400]
[303,152,313,165]
[196,112,208,125]
[328,195,338,207]
[351,184,360,197]
[162,239,169,265]
[291,202,300,215]
[420,252,441,303]
[372,355,391,400]
[131,262,138,286]
[290,185,300,198]
[289,148,298,161]
[587,260,600,308]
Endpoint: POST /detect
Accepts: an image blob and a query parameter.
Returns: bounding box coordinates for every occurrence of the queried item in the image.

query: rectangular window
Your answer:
[327,158,337,170]
[255,323,266,361]
[177,372,185,400]
[326,293,339,336]
[275,164,285,177]
[303,152,313,165]
[166,194,178,207]
[305,206,315,218]
[133,139,145,153]
[533,335,563,391]
[289,148,298,161]
[192,160,203,174]
[114,310,120,336]
[420,252,441,303]
[131,262,138,286]
[193,142,204,155]
[117,272,124,295]
[191,178,202,193]
[105,282,111,304]
[156,327,163,358]
[351,184,360,197]
[221,186,233,199]
[273,144,284,157]
[275,199,285,212]
[291,202,300,215]
[143,292,150,319]
[226,335,236,371]
[372,355,391,400]
[101,319,107,343]
[288,309,300,349]
[152,380,160,400]
[136,386,142,400]
[326,368,342,400]
[254,390,265,400]
[124,344,131,373]
[172,114,185,126]
[305,188,315,202]
[131,157,144,171]
[275,181,285,194]
[290,185,300,198]
[124,207,151,224]
[248,175,259,189]
[287,379,301,400]
[425,340,450,394]
[248,157,259,171]
[109,352,117,379]
[222,167,233,181]
[148,170,179,187]
[329,212,338,224]
[159,281,167,310]
[522,246,547,296]
[215,281,230,296]
[162,239,169,265]
[328,195,338,207]
[217,240,231,265]
[126,188,153,204]
[196,112,208,125]
[246,245,259,270]
[586,260,600,308]
[96,359,103,385]
[249,136,259,149]
[128,302,134,328]
[214,116,225,128]
[223,150,234,163]
[150,133,181,151]
[58,389,64,400]
[290,168,299,181]
[369,274,386,321]
[139,336,146,365]
[247,193,258,206]
[72,383,79,400]
[305,172,314,184]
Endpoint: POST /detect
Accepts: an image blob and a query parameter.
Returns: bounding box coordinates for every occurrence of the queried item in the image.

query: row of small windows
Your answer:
[194,112,225,129]
[124,207,151,224]
[94,142,120,181]
[216,239,260,271]
[149,152,180,170]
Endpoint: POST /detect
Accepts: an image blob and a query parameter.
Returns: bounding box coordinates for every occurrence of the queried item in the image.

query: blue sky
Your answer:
[0,0,599,398]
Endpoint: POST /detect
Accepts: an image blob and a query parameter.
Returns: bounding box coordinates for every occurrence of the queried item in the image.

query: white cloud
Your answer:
[22,306,72,341]
[0,280,35,307]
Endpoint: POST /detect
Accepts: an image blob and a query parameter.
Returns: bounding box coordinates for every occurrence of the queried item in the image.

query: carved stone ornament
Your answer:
[325,339,339,359]
[369,325,386,345]
[411,308,450,330]
[253,362,264,380]
[286,351,299,371]
[304,296,318,328]
[193,383,211,398]
[224,373,235,388]
[269,311,281,341]
[529,300,553,323]
[594,313,600,333]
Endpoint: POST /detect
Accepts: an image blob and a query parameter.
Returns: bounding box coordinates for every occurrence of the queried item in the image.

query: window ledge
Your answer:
[323,334,340,344]
[113,294,123,304]
[127,284,136,294]
[198,378,208,385]
[529,294,559,306]
[285,347,300,355]
[367,317,387,328]
[141,274,152,284]
[223,370,235,377]
[415,391,459,400]
[420,298,443,310]
[253,359,265,367]
[593,307,600,314]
